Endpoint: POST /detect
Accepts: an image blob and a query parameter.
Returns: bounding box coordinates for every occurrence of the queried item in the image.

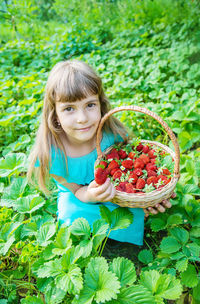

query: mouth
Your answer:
[76,126,92,131]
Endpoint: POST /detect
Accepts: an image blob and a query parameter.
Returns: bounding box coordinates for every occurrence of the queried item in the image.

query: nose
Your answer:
[76,109,88,124]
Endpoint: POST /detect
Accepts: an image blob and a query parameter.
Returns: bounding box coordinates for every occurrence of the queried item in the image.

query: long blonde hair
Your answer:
[27,60,128,194]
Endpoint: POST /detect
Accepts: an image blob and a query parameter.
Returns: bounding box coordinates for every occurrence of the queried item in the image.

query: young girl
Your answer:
[28,59,173,245]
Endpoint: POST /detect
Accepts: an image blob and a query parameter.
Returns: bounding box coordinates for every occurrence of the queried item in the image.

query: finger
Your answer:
[161,199,172,208]
[171,192,176,199]
[99,184,116,201]
[143,209,149,218]
[154,204,165,213]
[147,207,158,215]
[94,178,111,194]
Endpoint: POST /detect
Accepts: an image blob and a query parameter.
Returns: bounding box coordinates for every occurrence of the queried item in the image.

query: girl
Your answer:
[28,59,173,245]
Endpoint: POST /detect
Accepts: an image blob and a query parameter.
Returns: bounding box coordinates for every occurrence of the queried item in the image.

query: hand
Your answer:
[144,192,176,217]
[86,178,116,203]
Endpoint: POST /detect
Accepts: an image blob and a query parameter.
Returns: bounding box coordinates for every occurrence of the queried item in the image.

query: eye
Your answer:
[87,103,96,108]
[64,106,74,112]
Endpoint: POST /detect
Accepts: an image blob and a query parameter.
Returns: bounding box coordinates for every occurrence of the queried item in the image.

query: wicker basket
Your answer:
[94,106,180,208]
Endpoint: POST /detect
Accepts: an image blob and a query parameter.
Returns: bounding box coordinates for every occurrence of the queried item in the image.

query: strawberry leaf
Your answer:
[70,218,91,238]
[109,257,136,287]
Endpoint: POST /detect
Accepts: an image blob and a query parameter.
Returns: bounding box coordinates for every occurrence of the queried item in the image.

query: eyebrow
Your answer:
[60,98,99,108]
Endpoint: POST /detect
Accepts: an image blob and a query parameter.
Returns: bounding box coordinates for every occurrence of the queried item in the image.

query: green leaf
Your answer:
[99,205,112,226]
[53,224,71,254]
[92,219,109,236]
[109,257,136,287]
[0,153,27,177]
[20,296,44,304]
[1,177,27,207]
[181,264,198,288]
[140,270,182,300]
[70,218,91,238]
[190,227,200,238]
[150,218,166,232]
[79,238,93,258]
[167,214,183,226]
[55,264,83,294]
[138,249,153,264]
[169,227,189,245]
[107,285,156,304]
[0,235,15,256]
[160,237,182,254]
[193,278,200,301]
[44,282,67,304]
[81,257,121,303]
[37,258,62,278]
[175,258,188,272]
[110,207,133,230]
[37,222,56,247]
[14,195,45,214]
[21,222,37,239]
[183,184,200,195]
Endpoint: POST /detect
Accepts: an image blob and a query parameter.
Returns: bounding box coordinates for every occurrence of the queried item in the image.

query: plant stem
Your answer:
[99,230,111,257]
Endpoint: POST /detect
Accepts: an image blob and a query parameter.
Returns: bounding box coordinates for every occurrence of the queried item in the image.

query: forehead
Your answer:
[56,94,99,108]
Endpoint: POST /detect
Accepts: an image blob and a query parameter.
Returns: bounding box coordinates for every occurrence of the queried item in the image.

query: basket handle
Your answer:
[96,105,180,178]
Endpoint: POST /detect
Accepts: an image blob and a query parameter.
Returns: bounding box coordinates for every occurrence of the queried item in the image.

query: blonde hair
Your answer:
[27,60,128,194]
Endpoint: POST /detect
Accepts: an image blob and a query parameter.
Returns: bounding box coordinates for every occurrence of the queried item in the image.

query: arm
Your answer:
[51,174,116,204]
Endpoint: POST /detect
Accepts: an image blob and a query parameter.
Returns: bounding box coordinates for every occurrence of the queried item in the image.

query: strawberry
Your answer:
[95,167,108,185]
[118,149,128,159]
[147,170,157,177]
[122,159,134,169]
[157,175,171,185]
[128,151,136,159]
[106,148,119,160]
[162,168,171,176]
[113,169,123,180]
[116,181,128,192]
[136,178,146,189]
[150,158,156,164]
[139,154,150,165]
[146,163,157,171]
[133,158,145,169]
[107,160,119,173]
[142,145,149,153]
[133,168,143,177]
[110,168,119,176]
[136,143,144,152]
[148,149,157,159]
[128,172,138,184]
[147,176,158,185]
[125,183,136,193]
[99,160,108,169]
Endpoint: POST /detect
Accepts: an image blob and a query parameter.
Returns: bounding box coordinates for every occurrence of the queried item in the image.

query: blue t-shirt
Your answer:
[36,131,144,245]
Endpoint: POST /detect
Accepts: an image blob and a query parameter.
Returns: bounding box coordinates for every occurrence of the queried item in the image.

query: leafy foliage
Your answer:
[0,0,200,303]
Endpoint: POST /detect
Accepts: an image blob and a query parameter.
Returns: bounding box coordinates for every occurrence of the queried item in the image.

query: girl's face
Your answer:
[55,94,101,146]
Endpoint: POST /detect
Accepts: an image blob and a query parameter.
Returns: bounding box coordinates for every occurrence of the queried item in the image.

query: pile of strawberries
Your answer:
[95,141,173,194]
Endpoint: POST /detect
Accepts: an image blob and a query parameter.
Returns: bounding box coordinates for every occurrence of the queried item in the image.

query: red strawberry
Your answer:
[150,158,156,164]
[128,151,136,159]
[110,168,119,176]
[99,161,108,169]
[128,172,138,184]
[95,168,108,185]
[107,160,119,173]
[157,175,171,185]
[136,178,146,189]
[139,154,150,165]
[136,143,144,152]
[147,176,158,185]
[113,169,123,180]
[133,168,143,177]
[106,148,119,160]
[142,145,149,153]
[133,158,145,169]
[148,149,157,159]
[116,181,128,192]
[122,159,134,169]
[162,168,171,176]
[146,163,157,171]
[125,183,136,193]
[147,170,157,177]
[118,149,128,159]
